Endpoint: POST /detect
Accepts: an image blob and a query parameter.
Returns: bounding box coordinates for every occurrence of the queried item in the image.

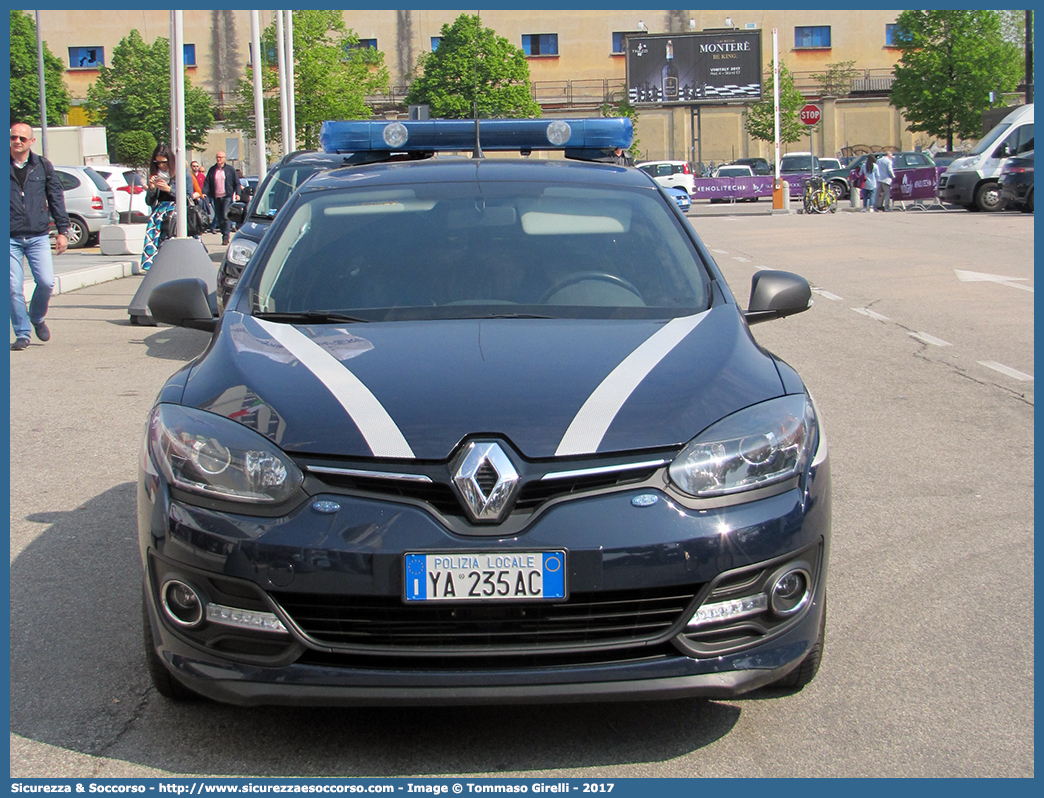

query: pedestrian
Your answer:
[874,151,895,211]
[202,151,238,245]
[189,158,206,197]
[860,154,877,212]
[235,168,253,208]
[609,147,633,166]
[139,143,191,272]
[9,121,68,351]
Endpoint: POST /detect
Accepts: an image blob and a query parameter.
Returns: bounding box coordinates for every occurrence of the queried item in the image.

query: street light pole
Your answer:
[35,11,48,158]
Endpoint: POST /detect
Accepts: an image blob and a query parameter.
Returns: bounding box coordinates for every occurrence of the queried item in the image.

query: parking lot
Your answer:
[9,209,1033,777]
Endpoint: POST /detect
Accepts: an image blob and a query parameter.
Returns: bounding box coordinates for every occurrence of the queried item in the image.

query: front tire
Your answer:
[66,217,89,249]
[974,181,1002,212]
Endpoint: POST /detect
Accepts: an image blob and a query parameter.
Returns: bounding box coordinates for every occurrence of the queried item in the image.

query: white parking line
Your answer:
[711,248,729,255]
[733,256,751,262]
[978,361,1033,382]
[910,332,951,347]
[811,289,843,301]
[852,307,890,321]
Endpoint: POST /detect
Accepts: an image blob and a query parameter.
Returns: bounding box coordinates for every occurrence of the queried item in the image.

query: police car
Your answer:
[141,118,830,705]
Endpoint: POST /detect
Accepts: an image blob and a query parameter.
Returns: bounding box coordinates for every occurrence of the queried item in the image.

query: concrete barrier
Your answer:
[99,224,146,256]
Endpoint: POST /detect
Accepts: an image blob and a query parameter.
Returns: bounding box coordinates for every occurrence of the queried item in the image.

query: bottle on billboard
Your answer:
[662,39,679,101]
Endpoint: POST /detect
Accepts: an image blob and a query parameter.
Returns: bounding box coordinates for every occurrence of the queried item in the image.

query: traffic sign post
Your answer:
[800,104,822,178]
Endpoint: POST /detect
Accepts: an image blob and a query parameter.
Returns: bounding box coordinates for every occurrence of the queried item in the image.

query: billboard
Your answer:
[626,30,763,105]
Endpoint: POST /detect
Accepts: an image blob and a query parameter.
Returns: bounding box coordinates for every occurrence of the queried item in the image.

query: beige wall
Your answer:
[30,9,914,164]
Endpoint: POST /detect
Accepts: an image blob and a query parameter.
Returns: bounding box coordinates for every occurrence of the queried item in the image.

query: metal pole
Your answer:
[250,11,268,183]
[1027,10,1034,105]
[169,13,176,148]
[285,11,296,151]
[772,29,780,185]
[275,11,290,159]
[35,11,48,158]
[173,10,187,238]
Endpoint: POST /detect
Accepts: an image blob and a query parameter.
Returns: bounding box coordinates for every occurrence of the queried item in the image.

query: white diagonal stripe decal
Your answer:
[255,319,414,458]
[556,312,709,456]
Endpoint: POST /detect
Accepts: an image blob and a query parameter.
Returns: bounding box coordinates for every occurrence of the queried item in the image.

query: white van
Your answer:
[938,104,1033,211]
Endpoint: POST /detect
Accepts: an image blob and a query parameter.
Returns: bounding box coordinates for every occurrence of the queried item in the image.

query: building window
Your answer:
[612,32,627,54]
[355,38,378,50]
[431,37,441,51]
[183,44,196,66]
[794,26,831,49]
[522,34,558,56]
[885,24,900,47]
[69,47,103,68]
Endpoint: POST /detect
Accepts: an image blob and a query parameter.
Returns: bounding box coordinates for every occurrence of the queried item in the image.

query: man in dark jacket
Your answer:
[201,151,238,245]
[10,122,68,351]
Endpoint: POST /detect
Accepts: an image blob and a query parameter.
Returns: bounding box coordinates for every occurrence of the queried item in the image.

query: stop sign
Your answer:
[800,104,822,126]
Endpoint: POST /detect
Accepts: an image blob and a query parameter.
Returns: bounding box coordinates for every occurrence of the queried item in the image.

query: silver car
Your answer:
[53,165,119,248]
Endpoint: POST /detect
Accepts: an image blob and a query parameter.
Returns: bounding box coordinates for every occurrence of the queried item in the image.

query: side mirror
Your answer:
[227,202,246,225]
[745,270,812,325]
[148,278,218,332]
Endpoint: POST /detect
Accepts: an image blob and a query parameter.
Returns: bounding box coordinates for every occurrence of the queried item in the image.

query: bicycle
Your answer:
[802,175,838,214]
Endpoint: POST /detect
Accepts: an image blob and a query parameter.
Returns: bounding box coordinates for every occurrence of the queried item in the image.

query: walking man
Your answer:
[202,151,238,245]
[874,151,895,211]
[10,122,68,351]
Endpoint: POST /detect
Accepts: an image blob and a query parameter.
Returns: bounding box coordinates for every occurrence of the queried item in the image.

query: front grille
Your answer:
[271,584,701,653]
[295,642,683,671]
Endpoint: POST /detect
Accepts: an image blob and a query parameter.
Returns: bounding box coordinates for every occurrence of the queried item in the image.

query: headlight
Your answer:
[147,404,303,504]
[226,239,257,267]
[668,394,816,497]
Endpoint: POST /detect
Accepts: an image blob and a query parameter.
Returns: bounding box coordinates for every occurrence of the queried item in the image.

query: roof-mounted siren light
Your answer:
[319,118,632,158]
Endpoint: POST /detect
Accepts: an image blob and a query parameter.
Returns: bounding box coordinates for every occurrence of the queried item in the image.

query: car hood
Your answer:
[230,218,272,246]
[178,307,787,461]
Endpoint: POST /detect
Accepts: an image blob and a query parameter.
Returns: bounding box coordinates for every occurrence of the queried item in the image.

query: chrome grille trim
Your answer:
[541,459,668,481]
[307,465,432,483]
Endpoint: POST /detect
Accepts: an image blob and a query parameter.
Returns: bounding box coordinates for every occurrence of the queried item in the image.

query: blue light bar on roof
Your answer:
[319,118,633,153]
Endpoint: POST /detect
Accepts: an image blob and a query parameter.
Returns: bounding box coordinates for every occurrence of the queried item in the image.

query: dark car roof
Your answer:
[305,156,655,191]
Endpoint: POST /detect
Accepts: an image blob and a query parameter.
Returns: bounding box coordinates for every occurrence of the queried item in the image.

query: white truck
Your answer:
[30,125,109,166]
[938,104,1034,211]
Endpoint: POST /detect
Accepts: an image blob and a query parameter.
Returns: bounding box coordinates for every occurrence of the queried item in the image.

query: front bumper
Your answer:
[937,170,979,205]
[139,454,830,705]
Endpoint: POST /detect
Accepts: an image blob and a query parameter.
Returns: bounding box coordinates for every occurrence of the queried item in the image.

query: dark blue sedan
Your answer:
[141,118,830,706]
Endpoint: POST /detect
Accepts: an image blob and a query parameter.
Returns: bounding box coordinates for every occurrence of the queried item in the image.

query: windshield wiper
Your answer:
[254,311,370,324]
[474,312,554,319]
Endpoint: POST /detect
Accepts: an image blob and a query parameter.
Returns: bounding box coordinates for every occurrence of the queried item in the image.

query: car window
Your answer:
[83,167,111,192]
[251,182,711,321]
[123,170,145,186]
[55,171,80,191]
[251,164,325,218]
[780,155,818,172]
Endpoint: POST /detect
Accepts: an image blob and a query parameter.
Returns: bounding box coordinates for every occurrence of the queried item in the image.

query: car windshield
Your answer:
[83,167,111,192]
[780,155,818,172]
[249,181,711,321]
[250,164,325,219]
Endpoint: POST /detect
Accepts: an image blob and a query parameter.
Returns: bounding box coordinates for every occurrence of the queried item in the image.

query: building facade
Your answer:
[30,9,915,170]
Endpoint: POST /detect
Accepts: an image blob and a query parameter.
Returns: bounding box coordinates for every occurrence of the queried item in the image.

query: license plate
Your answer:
[404,551,566,602]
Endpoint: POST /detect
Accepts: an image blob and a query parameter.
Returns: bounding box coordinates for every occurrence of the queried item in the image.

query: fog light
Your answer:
[206,603,288,634]
[161,580,204,627]
[686,593,768,630]
[770,568,811,616]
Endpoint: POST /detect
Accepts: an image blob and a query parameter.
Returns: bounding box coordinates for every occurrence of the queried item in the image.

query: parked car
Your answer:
[711,164,759,203]
[53,165,119,248]
[142,117,830,706]
[732,157,772,176]
[218,152,353,311]
[823,151,938,200]
[663,185,691,212]
[93,164,149,224]
[635,159,696,197]
[999,150,1033,212]
[779,152,820,177]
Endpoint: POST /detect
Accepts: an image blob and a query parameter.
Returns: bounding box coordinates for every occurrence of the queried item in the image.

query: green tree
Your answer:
[405,14,541,119]
[812,61,858,98]
[225,10,389,151]
[84,30,214,151]
[889,10,1022,150]
[9,11,70,126]
[745,63,806,145]
[112,130,156,169]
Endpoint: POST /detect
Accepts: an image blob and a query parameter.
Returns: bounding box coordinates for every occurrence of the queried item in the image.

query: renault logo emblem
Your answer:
[452,441,520,523]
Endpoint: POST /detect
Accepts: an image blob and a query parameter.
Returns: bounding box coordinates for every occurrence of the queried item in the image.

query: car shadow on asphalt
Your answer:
[10,483,743,776]
[126,324,211,361]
